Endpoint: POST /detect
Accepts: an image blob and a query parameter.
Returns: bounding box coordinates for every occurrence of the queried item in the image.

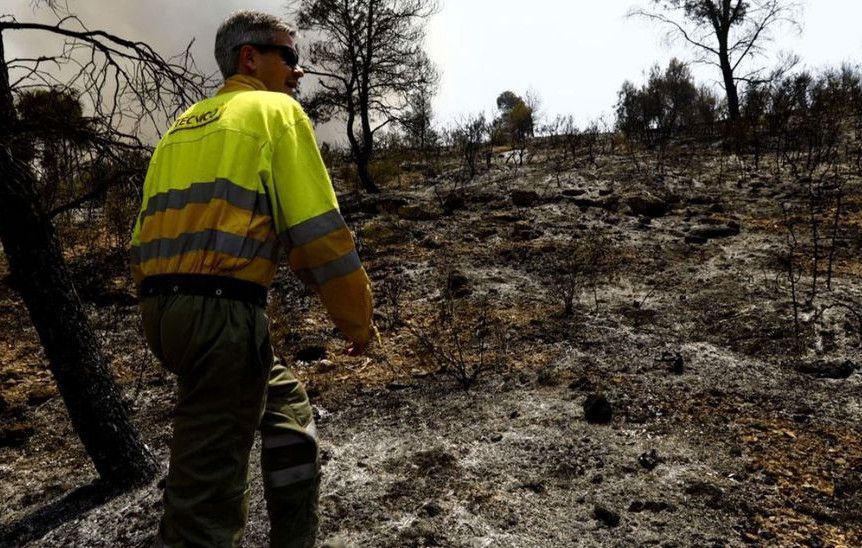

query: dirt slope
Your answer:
[2,149,861,547]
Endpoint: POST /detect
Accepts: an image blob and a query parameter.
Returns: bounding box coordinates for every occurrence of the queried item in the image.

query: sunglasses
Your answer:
[237,43,299,67]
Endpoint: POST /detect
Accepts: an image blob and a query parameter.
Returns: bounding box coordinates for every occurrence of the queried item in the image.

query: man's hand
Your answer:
[344,325,380,356]
[345,341,366,356]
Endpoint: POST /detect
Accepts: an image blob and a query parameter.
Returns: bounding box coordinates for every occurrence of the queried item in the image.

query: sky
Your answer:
[4,0,862,143]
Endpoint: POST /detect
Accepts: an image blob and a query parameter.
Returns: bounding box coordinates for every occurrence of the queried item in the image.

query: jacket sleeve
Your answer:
[267,113,373,346]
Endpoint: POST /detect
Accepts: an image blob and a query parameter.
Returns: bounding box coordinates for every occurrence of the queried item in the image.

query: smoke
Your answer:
[4,0,345,144]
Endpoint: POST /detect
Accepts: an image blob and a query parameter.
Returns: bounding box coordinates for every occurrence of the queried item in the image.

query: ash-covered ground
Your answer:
[2,145,861,547]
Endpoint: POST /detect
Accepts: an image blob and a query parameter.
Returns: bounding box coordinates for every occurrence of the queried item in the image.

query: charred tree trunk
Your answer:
[355,152,378,194]
[355,0,379,195]
[0,31,157,487]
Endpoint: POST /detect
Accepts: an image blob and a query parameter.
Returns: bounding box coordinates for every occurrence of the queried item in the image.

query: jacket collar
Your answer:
[216,74,268,95]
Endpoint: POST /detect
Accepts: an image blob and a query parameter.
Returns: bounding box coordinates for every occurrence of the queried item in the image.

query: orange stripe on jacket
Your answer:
[287,227,356,272]
[138,199,275,244]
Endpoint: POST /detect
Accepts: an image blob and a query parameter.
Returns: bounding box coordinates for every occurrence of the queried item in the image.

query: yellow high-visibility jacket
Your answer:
[131,75,372,345]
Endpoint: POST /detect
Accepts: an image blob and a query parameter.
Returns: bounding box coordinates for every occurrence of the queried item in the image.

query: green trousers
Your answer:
[141,295,320,548]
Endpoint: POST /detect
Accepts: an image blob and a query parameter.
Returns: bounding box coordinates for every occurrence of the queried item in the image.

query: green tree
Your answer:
[493,90,534,147]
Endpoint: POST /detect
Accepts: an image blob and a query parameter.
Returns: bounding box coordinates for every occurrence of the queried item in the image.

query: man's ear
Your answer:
[238,45,258,74]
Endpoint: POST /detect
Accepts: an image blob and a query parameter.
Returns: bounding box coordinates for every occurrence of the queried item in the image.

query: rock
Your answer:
[685,481,723,502]
[511,190,540,207]
[569,376,594,392]
[688,195,713,205]
[562,188,586,197]
[593,505,620,527]
[376,196,410,213]
[358,220,400,244]
[583,393,613,424]
[420,500,443,517]
[295,345,327,362]
[420,236,442,249]
[638,449,662,470]
[512,225,542,241]
[397,204,440,221]
[628,500,676,513]
[656,351,684,374]
[400,161,430,172]
[0,422,34,448]
[445,271,471,298]
[26,385,55,406]
[627,193,670,218]
[571,196,619,211]
[689,222,741,239]
[520,481,546,494]
[442,193,465,214]
[788,359,856,379]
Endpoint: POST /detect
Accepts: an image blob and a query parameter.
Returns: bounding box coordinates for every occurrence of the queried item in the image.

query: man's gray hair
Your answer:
[215,11,297,78]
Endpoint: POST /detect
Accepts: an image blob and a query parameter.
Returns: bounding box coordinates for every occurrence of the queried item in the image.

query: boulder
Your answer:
[295,345,327,362]
[638,449,662,470]
[689,221,740,239]
[583,393,613,424]
[562,188,586,197]
[788,359,856,379]
[442,193,465,214]
[397,204,440,221]
[593,505,620,527]
[627,193,670,218]
[0,422,34,448]
[358,220,401,244]
[570,196,619,211]
[511,190,540,207]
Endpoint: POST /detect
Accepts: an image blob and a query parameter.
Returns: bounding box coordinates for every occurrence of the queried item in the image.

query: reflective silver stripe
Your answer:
[139,178,271,223]
[281,209,346,247]
[305,419,318,441]
[263,432,308,449]
[264,462,318,489]
[296,250,361,286]
[263,420,318,449]
[136,229,276,263]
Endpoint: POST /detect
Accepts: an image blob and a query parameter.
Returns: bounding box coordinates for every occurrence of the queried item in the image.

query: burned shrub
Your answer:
[446,113,489,180]
[379,274,406,331]
[410,274,509,389]
[547,230,622,316]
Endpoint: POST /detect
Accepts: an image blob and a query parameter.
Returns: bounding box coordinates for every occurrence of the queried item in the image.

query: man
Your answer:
[131,10,374,547]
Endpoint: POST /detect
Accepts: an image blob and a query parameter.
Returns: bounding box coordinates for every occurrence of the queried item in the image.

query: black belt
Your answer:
[140,274,268,308]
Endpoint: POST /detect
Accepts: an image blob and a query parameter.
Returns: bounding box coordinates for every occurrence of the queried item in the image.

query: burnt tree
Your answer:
[630,0,800,121]
[0,11,207,487]
[294,0,439,193]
